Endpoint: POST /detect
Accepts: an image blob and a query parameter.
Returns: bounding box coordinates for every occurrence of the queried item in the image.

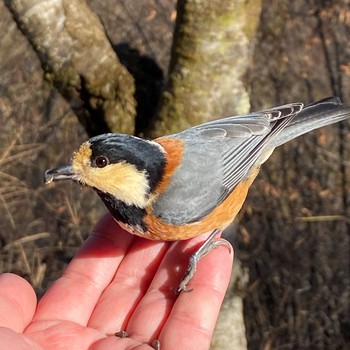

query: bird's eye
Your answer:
[95,156,109,168]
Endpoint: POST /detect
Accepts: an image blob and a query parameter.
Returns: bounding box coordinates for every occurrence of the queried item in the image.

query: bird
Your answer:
[44,96,350,293]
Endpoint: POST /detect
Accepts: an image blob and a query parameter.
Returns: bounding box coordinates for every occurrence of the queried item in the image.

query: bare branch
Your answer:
[5,0,136,135]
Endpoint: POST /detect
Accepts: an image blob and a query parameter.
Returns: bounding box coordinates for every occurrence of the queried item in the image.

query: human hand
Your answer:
[0,214,233,349]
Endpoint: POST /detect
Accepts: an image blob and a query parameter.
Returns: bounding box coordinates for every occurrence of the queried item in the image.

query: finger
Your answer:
[88,237,170,334]
[0,273,37,332]
[124,232,223,343]
[33,214,135,325]
[158,241,233,349]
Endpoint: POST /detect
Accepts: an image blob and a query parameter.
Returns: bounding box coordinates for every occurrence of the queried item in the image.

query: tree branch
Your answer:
[5,0,136,135]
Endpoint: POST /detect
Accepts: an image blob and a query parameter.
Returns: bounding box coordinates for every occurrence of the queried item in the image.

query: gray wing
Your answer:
[152,102,304,225]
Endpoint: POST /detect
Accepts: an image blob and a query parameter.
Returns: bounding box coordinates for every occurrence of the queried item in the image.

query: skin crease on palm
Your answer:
[0,214,233,350]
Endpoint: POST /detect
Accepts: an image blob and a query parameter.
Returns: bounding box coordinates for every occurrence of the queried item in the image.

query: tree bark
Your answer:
[5,0,136,136]
[150,0,262,137]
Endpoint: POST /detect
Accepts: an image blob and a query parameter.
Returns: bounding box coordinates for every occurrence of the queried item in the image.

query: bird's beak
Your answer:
[44,165,77,184]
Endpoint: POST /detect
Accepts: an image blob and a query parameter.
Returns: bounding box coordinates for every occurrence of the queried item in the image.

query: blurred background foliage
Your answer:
[0,0,349,349]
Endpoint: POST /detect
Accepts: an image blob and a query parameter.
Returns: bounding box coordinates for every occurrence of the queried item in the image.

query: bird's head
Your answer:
[44,133,166,208]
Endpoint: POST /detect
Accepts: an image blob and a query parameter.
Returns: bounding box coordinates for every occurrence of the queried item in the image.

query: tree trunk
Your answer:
[150,0,262,137]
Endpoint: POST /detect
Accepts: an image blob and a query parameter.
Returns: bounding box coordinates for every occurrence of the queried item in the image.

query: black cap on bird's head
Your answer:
[44,133,166,208]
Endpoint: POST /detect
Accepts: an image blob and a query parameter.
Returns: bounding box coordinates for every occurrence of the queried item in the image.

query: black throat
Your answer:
[96,189,147,232]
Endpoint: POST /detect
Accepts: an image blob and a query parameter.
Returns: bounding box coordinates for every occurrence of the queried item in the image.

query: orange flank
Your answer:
[144,166,260,240]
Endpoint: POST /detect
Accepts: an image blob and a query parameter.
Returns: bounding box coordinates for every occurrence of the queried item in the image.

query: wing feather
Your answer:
[152,102,305,225]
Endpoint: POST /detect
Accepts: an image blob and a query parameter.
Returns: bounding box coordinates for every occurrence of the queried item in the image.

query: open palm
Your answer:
[0,214,232,350]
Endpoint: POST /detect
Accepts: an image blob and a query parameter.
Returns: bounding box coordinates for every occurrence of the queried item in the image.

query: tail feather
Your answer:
[272,97,350,148]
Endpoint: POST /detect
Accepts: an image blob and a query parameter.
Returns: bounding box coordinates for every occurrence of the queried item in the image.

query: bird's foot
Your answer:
[176,229,231,294]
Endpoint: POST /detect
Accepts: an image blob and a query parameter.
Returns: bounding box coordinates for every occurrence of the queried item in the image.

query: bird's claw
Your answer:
[176,254,198,294]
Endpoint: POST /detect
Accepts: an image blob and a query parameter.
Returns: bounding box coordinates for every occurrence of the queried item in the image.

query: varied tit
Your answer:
[45,97,350,293]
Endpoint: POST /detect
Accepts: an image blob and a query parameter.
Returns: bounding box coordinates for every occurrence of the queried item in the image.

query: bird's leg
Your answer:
[176,229,231,293]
